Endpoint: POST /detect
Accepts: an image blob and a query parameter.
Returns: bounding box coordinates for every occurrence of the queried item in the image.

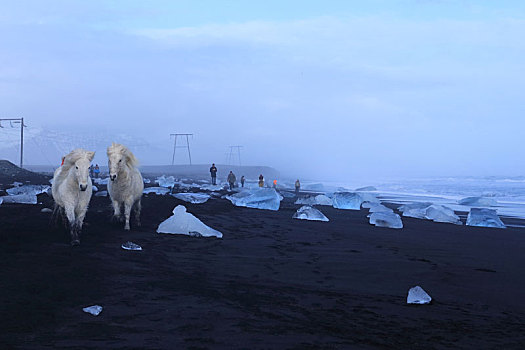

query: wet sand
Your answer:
[1,186,524,349]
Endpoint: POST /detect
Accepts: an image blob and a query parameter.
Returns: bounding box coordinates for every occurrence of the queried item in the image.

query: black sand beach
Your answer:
[1,180,525,349]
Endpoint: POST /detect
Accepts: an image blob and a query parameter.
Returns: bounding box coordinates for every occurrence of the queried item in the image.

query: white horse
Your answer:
[52,149,95,245]
[107,143,144,230]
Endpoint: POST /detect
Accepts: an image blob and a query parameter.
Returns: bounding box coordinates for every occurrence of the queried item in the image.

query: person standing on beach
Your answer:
[94,164,100,178]
[227,171,236,190]
[240,176,245,187]
[210,163,217,185]
[295,179,301,194]
[273,179,277,188]
[258,174,264,187]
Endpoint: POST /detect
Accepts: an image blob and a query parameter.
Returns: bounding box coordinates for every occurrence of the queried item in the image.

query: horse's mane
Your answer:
[56,149,95,184]
[107,142,139,168]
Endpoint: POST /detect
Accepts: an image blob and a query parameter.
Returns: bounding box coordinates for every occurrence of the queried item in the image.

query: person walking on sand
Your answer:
[240,176,245,188]
[258,174,264,187]
[210,163,217,185]
[227,171,236,190]
[295,179,301,194]
[273,179,277,188]
[94,164,100,178]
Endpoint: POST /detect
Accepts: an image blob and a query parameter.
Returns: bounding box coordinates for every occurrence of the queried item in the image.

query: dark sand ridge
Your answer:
[1,181,524,349]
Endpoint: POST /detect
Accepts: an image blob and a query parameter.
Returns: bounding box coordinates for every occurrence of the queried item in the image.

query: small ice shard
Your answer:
[199,184,227,192]
[398,202,433,219]
[295,194,333,206]
[362,202,392,213]
[143,178,151,184]
[157,205,223,238]
[143,187,170,195]
[466,208,506,228]
[12,181,23,187]
[459,197,497,207]
[93,177,109,185]
[95,190,108,197]
[425,205,462,225]
[226,188,283,211]
[369,212,403,229]
[6,185,50,196]
[92,185,98,192]
[83,305,103,316]
[407,286,432,304]
[355,186,377,191]
[41,208,53,213]
[121,241,142,251]
[1,194,37,204]
[155,175,176,188]
[171,192,210,204]
[293,205,329,222]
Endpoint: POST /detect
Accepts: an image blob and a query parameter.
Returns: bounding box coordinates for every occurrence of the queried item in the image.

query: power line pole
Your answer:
[170,133,193,165]
[228,145,243,166]
[0,117,26,168]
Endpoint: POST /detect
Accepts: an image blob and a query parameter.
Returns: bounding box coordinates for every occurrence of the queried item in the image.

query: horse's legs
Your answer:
[65,206,79,245]
[111,200,121,219]
[133,200,142,227]
[123,201,133,231]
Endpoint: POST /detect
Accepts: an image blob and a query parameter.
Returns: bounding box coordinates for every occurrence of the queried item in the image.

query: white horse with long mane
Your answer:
[107,143,144,230]
[52,148,95,245]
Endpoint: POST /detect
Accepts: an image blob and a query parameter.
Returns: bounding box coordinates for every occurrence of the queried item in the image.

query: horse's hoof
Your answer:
[71,239,80,246]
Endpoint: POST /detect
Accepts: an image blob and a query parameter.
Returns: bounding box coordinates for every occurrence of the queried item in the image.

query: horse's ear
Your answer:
[87,151,95,161]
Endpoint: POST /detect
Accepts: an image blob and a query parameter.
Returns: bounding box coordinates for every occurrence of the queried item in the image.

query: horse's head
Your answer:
[74,151,95,191]
[107,142,138,181]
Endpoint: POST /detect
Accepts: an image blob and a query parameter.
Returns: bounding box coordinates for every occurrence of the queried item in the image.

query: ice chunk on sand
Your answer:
[1,194,37,204]
[292,205,329,222]
[121,241,142,251]
[157,205,222,238]
[95,190,108,197]
[6,184,50,196]
[362,202,392,213]
[332,192,380,210]
[83,305,103,316]
[199,184,227,192]
[407,286,431,304]
[93,177,109,185]
[156,175,176,188]
[226,188,283,211]
[92,185,98,192]
[171,192,210,204]
[398,202,433,219]
[425,205,462,225]
[295,194,333,206]
[143,187,170,195]
[466,208,506,229]
[369,212,403,229]
[355,186,377,191]
[143,178,151,184]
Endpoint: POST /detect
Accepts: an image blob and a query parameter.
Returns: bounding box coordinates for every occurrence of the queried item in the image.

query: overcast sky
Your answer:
[1,1,524,181]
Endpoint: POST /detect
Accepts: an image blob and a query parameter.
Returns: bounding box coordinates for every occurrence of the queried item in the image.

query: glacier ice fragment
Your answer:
[83,305,103,316]
[369,212,403,229]
[407,286,431,304]
[121,241,142,251]
[466,208,506,228]
[171,192,210,204]
[459,197,497,207]
[157,205,222,238]
[226,188,283,211]
[295,194,333,206]
[143,187,170,195]
[292,205,329,222]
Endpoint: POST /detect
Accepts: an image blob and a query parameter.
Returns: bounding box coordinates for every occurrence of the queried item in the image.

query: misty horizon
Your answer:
[1,1,524,181]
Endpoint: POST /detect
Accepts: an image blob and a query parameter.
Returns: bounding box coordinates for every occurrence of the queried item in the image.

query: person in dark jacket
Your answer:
[295,179,301,193]
[227,171,236,190]
[258,174,264,187]
[240,176,245,187]
[210,163,217,185]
